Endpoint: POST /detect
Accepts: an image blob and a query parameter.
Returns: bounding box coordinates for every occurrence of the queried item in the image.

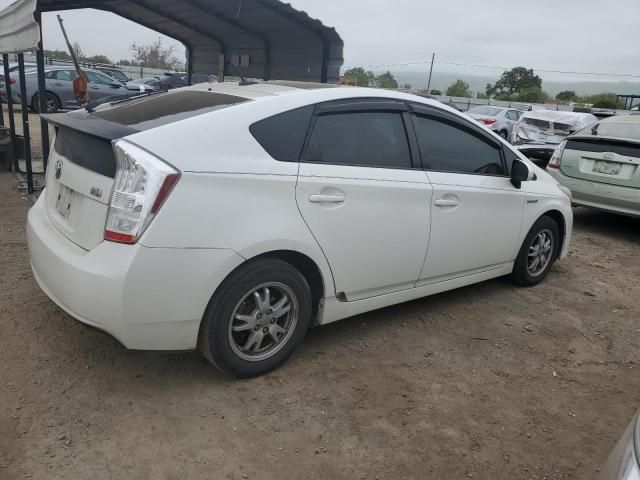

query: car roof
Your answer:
[521,110,596,123]
[600,114,640,124]
[183,81,463,113]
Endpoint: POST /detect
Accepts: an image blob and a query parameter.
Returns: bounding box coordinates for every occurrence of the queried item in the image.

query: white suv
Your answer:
[27,82,573,377]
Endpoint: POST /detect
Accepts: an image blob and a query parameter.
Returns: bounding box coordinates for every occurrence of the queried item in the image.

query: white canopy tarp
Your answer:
[0,0,39,54]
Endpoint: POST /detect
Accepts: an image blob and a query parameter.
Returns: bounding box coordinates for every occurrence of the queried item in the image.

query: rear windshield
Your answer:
[577,120,640,141]
[469,106,502,116]
[92,91,250,130]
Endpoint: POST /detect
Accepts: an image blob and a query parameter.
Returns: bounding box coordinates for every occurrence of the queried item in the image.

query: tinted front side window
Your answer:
[250,106,314,162]
[413,115,505,175]
[304,112,412,169]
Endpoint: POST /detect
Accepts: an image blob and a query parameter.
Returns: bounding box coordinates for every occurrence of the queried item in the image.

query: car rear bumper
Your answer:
[547,169,640,218]
[27,193,244,350]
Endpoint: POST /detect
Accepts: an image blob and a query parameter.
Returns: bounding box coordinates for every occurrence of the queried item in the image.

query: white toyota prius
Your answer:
[27,81,573,377]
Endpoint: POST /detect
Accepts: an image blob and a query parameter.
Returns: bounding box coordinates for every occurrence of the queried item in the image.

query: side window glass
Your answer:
[44,71,56,79]
[85,71,102,84]
[250,106,314,162]
[412,114,505,176]
[54,70,74,82]
[303,111,412,169]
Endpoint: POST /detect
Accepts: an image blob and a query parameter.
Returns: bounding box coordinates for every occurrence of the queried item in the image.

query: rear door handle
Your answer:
[91,86,100,90]
[434,199,459,207]
[309,194,346,204]
[53,82,63,86]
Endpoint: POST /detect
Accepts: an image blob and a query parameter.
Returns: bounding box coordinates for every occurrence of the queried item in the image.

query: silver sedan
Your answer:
[466,106,524,140]
[598,410,640,479]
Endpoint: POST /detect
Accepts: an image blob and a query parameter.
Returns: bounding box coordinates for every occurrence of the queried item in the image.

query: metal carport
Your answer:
[0,0,344,192]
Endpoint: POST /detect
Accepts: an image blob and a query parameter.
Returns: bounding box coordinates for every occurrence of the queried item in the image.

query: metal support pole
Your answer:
[37,26,50,170]
[37,19,50,168]
[17,54,33,194]
[426,52,435,94]
[187,46,193,86]
[218,53,225,83]
[3,54,17,171]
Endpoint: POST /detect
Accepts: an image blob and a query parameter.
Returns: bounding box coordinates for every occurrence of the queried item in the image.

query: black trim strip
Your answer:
[41,113,138,141]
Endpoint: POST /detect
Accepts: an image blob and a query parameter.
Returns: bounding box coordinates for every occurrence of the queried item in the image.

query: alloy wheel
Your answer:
[228,283,298,362]
[527,229,554,277]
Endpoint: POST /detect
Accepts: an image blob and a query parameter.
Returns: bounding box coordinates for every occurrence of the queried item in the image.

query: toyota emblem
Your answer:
[55,159,63,179]
[603,152,615,161]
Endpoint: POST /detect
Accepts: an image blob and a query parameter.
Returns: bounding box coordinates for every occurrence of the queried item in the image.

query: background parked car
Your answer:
[597,409,640,479]
[4,67,145,112]
[546,114,640,217]
[159,73,216,90]
[466,106,524,140]
[511,110,597,168]
[125,77,161,92]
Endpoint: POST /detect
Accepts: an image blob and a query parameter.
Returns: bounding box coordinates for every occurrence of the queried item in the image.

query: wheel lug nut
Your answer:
[254,326,260,331]
[257,313,262,319]
[270,319,276,324]
[263,327,268,333]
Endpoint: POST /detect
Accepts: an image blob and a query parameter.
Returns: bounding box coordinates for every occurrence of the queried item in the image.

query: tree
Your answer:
[516,87,549,103]
[84,54,112,65]
[342,67,376,87]
[556,90,577,102]
[446,79,471,97]
[582,93,623,109]
[72,42,85,61]
[376,71,398,89]
[130,37,180,70]
[487,67,542,97]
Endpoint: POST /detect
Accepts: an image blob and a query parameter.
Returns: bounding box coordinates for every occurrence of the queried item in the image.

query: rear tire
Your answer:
[199,258,312,378]
[511,216,560,286]
[32,92,60,113]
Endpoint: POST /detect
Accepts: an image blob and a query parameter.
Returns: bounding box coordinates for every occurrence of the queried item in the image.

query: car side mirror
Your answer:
[110,82,121,88]
[511,159,530,189]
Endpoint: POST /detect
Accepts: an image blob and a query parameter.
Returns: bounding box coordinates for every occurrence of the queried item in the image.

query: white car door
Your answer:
[296,100,432,301]
[409,104,526,285]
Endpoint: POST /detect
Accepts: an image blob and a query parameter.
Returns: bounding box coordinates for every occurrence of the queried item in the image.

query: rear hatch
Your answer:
[42,90,250,250]
[560,137,640,188]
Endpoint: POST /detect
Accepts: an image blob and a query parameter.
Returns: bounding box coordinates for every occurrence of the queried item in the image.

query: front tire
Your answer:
[499,130,508,140]
[511,216,560,286]
[32,92,60,113]
[199,258,312,377]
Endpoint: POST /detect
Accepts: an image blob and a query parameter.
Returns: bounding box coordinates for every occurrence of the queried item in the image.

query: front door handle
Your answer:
[434,198,459,207]
[309,194,346,204]
[53,82,63,86]
[91,86,100,90]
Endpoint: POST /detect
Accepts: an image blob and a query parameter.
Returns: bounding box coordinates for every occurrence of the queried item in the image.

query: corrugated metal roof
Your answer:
[0,0,343,82]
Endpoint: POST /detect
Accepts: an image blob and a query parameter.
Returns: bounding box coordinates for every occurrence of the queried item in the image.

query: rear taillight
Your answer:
[480,118,497,126]
[104,141,179,244]
[547,140,567,169]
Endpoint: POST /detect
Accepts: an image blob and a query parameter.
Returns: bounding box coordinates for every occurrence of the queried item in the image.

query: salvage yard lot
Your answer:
[0,171,639,480]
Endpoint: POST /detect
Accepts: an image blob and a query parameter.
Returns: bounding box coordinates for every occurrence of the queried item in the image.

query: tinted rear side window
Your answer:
[412,115,505,175]
[303,111,412,169]
[93,91,249,130]
[250,106,314,162]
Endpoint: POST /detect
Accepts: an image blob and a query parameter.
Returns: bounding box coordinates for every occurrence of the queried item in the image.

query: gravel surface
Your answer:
[1,171,639,480]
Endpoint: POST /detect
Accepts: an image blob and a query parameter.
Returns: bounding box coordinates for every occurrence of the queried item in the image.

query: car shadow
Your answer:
[572,207,640,243]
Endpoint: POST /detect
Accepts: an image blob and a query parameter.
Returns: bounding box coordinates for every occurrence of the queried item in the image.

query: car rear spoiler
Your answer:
[41,113,137,141]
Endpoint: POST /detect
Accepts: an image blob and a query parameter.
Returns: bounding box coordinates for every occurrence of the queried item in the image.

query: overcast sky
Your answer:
[20,0,637,83]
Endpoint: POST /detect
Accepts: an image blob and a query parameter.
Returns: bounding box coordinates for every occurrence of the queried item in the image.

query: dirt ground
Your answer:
[1,171,639,480]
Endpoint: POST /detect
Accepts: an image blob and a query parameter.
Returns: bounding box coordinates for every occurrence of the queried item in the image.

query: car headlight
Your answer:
[557,184,572,200]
